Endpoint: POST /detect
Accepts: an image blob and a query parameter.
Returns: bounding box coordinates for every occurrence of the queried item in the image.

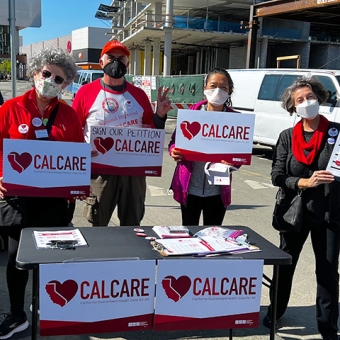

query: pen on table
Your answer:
[193,252,232,258]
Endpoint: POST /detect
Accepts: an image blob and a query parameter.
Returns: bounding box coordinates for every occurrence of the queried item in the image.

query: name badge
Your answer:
[35,129,49,139]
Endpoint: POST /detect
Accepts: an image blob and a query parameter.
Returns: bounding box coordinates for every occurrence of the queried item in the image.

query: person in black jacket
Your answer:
[264,76,340,340]
[0,90,4,106]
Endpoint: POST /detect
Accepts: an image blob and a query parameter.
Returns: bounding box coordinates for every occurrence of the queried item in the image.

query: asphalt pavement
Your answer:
[0,80,336,340]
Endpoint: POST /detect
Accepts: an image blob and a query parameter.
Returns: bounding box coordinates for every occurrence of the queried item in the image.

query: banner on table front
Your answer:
[175,109,255,165]
[39,260,156,336]
[3,139,90,197]
[154,259,263,331]
[90,126,165,176]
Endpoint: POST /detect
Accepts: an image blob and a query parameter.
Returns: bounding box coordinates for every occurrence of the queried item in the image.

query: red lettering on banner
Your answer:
[141,278,149,296]
[34,155,86,171]
[121,280,130,296]
[90,281,101,299]
[201,124,250,140]
[111,280,119,298]
[193,278,202,295]
[221,277,229,295]
[101,280,110,298]
[114,139,160,154]
[193,277,257,296]
[80,278,150,299]
[249,277,256,295]
[80,281,90,299]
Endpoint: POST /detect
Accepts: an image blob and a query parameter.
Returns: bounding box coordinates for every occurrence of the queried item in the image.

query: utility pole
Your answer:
[9,0,17,97]
[245,5,259,69]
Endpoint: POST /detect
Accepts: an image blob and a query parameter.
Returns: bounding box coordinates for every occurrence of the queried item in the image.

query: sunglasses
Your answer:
[41,70,65,85]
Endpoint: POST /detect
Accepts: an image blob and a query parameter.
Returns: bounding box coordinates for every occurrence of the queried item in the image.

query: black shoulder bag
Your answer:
[272,148,304,233]
[272,188,304,233]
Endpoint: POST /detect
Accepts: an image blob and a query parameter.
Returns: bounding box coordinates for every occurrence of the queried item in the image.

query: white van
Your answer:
[67,70,104,98]
[228,69,340,148]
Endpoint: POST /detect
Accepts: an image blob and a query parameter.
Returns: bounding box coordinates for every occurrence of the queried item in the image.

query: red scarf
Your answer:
[292,115,328,165]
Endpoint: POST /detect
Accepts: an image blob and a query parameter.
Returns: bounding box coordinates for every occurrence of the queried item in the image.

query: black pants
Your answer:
[180,194,227,226]
[267,214,340,339]
[6,197,69,313]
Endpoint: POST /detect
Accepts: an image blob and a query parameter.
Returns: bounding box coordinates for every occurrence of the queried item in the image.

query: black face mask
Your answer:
[103,59,127,79]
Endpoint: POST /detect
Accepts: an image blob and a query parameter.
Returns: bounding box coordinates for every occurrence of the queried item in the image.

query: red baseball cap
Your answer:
[101,40,130,57]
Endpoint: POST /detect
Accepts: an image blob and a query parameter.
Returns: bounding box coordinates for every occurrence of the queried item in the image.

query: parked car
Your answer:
[66,70,104,98]
[228,68,340,148]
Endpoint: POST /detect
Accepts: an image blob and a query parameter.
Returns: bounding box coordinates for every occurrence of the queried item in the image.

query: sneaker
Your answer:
[0,312,29,339]
[263,314,283,329]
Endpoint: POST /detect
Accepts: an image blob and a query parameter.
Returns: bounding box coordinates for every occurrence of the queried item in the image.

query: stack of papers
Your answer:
[154,236,250,256]
[33,229,88,249]
[152,225,191,239]
[194,226,243,239]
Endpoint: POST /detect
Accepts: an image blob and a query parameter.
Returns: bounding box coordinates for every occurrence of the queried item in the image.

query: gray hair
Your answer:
[281,76,329,114]
[28,47,78,85]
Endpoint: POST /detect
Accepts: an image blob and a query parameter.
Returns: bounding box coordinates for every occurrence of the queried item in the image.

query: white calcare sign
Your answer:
[39,260,156,336]
[2,139,91,197]
[154,259,263,331]
[175,109,255,165]
[90,126,165,176]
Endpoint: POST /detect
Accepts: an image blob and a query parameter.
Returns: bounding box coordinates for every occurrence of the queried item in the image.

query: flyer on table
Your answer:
[175,109,255,165]
[154,259,263,331]
[2,139,91,197]
[39,260,156,336]
[90,125,165,176]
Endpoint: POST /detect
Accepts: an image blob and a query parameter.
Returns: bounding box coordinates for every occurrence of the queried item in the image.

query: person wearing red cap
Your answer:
[72,40,171,226]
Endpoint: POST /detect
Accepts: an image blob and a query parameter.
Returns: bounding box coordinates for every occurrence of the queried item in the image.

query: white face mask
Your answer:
[34,77,62,98]
[295,99,319,119]
[204,88,230,106]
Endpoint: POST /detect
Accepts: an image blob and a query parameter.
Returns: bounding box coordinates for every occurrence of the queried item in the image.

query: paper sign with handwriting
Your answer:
[3,139,90,197]
[90,126,165,176]
[175,109,255,165]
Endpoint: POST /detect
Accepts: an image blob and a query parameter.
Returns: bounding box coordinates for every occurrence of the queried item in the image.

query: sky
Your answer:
[20,0,111,45]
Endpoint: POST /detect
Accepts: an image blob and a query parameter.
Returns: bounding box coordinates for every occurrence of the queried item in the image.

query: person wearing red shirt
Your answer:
[72,40,171,227]
[0,48,84,340]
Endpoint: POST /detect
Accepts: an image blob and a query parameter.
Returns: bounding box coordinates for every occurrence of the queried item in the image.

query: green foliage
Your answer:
[0,60,11,74]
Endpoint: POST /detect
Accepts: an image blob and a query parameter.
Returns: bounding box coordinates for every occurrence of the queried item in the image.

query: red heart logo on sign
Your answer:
[7,152,32,173]
[161,275,191,302]
[335,160,340,166]
[45,280,78,307]
[93,137,114,154]
[180,121,201,140]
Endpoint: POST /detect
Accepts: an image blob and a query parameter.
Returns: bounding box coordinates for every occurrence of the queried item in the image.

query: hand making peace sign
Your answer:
[155,87,171,118]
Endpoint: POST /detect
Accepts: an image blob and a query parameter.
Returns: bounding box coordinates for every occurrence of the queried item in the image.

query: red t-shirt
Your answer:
[0,88,84,176]
[72,79,155,143]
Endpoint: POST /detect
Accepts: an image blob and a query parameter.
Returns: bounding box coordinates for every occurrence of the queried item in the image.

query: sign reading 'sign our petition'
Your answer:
[175,109,255,165]
[90,126,165,176]
[2,139,91,197]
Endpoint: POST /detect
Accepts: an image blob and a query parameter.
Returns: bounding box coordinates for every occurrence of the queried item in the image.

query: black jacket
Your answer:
[0,91,3,106]
[271,121,340,225]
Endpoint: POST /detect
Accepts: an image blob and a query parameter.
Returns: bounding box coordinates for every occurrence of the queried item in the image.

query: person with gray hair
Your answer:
[28,47,78,86]
[264,76,340,340]
[0,47,84,339]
